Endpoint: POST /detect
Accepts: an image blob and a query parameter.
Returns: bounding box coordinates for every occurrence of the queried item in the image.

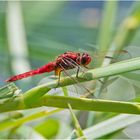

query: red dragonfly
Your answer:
[6,52,91,83]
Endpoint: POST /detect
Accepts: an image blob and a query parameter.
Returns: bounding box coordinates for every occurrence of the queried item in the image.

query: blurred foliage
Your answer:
[0,1,140,139]
[35,119,60,139]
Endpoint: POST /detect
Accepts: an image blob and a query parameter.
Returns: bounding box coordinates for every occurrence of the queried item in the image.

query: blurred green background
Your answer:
[1,1,140,139]
[0,1,136,88]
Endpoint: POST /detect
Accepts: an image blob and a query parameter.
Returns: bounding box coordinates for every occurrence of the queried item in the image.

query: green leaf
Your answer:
[0,123,45,139]
[83,114,140,139]
[62,87,86,139]
[102,77,135,101]
[97,1,118,64]
[68,103,86,139]
[0,83,21,99]
[123,121,140,139]
[122,72,140,82]
[0,108,62,131]
[35,119,59,139]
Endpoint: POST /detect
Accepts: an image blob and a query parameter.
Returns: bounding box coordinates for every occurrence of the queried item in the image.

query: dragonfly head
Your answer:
[80,53,91,66]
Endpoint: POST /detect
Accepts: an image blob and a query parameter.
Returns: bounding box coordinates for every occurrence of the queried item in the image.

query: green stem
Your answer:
[68,103,86,140]
[95,2,140,96]
[97,1,118,64]
[0,108,62,131]
[0,57,140,113]
[2,95,140,114]
[39,96,140,115]
[0,95,140,114]
[50,57,140,88]
[62,88,86,139]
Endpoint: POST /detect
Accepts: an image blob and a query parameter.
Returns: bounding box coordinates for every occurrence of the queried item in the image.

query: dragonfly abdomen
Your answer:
[6,62,56,82]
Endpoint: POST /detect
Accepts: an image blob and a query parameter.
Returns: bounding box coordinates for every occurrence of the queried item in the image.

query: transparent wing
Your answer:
[58,58,96,97]
[38,57,96,97]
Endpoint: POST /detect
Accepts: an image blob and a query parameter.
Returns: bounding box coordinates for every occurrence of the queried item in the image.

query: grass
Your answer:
[0,57,140,113]
[0,1,140,139]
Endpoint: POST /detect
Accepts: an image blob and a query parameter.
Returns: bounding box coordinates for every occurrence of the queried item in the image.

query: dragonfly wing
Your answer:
[59,58,96,97]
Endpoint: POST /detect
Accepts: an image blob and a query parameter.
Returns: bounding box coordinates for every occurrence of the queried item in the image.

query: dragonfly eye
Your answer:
[81,53,91,65]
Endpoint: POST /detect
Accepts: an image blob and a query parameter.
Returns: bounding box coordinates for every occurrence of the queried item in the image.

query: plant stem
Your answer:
[0,108,62,131]
[0,91,140,114]
[1,95,140,114]
[0,57,140,113]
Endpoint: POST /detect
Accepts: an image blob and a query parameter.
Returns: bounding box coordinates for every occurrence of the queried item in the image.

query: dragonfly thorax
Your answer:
[55,52,91,71]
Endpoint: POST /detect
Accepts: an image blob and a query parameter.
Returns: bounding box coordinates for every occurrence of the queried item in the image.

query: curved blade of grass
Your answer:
[95,2,140,96]
[1,95,140,114]
[83,114,140,139]
[62,87,86,139]
[21,57,140,108]
[122,72,140,82]
[0,83,21,99]
[0,108,62,131]
[0,57,140,112]
[103,2,140,67]
[68,103,86,140]
[88,1,118,128]
[97,1,118,63]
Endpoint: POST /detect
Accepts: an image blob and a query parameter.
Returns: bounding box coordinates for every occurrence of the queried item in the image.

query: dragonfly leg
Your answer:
[76,66,88,81]
[76,66,86,80]
[122,50,132,58]
[55,70,62,88]
[55,67,62,88]
[98,79,104,84]
[105,56,114,59]
[84,66,92,69]
[104,56,118,63]
[76,66,80,78]
[58,60,97,98]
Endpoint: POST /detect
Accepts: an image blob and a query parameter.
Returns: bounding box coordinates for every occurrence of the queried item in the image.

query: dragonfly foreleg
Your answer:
[55,68,62,88]
[83,66,92,69]
[76,66,80,78]
[64,57,85,73]
[104,56,114,59]
[58,63,96,98]
[98,79,104,84]
[57,70,62,87]
[62,57,83,78]
[62,58,87,81]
